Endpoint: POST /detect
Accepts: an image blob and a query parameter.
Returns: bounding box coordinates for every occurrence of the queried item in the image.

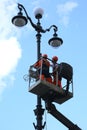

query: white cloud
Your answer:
[0,38,21,77]
[0,0,22,97]
[57,1,78,27]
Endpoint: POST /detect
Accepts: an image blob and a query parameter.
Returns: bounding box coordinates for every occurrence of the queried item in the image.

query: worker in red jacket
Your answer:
[51,56,62,88]
[34,54,52,83]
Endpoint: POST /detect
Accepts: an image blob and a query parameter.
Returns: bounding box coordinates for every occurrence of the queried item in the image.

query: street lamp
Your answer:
[12,3,63,48]
[12,3,63,130]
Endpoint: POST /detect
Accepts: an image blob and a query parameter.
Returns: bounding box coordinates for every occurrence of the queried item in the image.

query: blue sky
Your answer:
[0,0,87,130]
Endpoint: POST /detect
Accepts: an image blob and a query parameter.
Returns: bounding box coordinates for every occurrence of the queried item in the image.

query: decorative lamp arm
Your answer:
[18,3,58,33]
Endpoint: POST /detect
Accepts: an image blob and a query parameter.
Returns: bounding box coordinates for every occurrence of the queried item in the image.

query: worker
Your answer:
[34,54,52,83]
[51,56,62,88]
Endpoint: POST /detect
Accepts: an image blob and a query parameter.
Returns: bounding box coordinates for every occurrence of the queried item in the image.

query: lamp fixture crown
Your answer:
[12,4,28,27]
[48,26,63,48]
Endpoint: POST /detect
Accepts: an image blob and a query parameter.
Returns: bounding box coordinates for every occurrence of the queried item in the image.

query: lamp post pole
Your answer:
[11,3,63,130]
[33,21,45,130]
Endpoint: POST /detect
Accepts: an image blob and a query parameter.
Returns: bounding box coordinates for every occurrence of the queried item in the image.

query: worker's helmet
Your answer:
[42,54,48,58]
[52,56,58,61]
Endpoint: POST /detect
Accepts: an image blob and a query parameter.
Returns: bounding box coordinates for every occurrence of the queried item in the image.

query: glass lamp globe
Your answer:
[34,7,44,19]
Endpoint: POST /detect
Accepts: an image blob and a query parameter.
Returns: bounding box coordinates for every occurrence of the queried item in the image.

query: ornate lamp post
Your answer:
[12,3,63,130]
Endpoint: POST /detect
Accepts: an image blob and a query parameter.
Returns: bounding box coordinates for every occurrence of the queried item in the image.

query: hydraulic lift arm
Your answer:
[45,102,82,130]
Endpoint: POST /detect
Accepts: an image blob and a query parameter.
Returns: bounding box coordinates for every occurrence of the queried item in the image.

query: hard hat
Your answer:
[42,54,48,58]
[52,56,58,61]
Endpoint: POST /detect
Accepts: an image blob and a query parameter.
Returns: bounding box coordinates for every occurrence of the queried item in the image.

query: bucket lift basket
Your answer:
[29,61,73,104]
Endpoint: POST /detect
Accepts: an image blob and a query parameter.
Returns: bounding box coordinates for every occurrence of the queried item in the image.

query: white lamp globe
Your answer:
[34,7,44,19]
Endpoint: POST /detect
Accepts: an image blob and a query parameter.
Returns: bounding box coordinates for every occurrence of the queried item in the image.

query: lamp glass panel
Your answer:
[13,18,27,27]
[50,39,62,47]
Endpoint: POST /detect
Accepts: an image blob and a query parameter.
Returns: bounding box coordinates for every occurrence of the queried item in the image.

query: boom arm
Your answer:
[45,102,82,130]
